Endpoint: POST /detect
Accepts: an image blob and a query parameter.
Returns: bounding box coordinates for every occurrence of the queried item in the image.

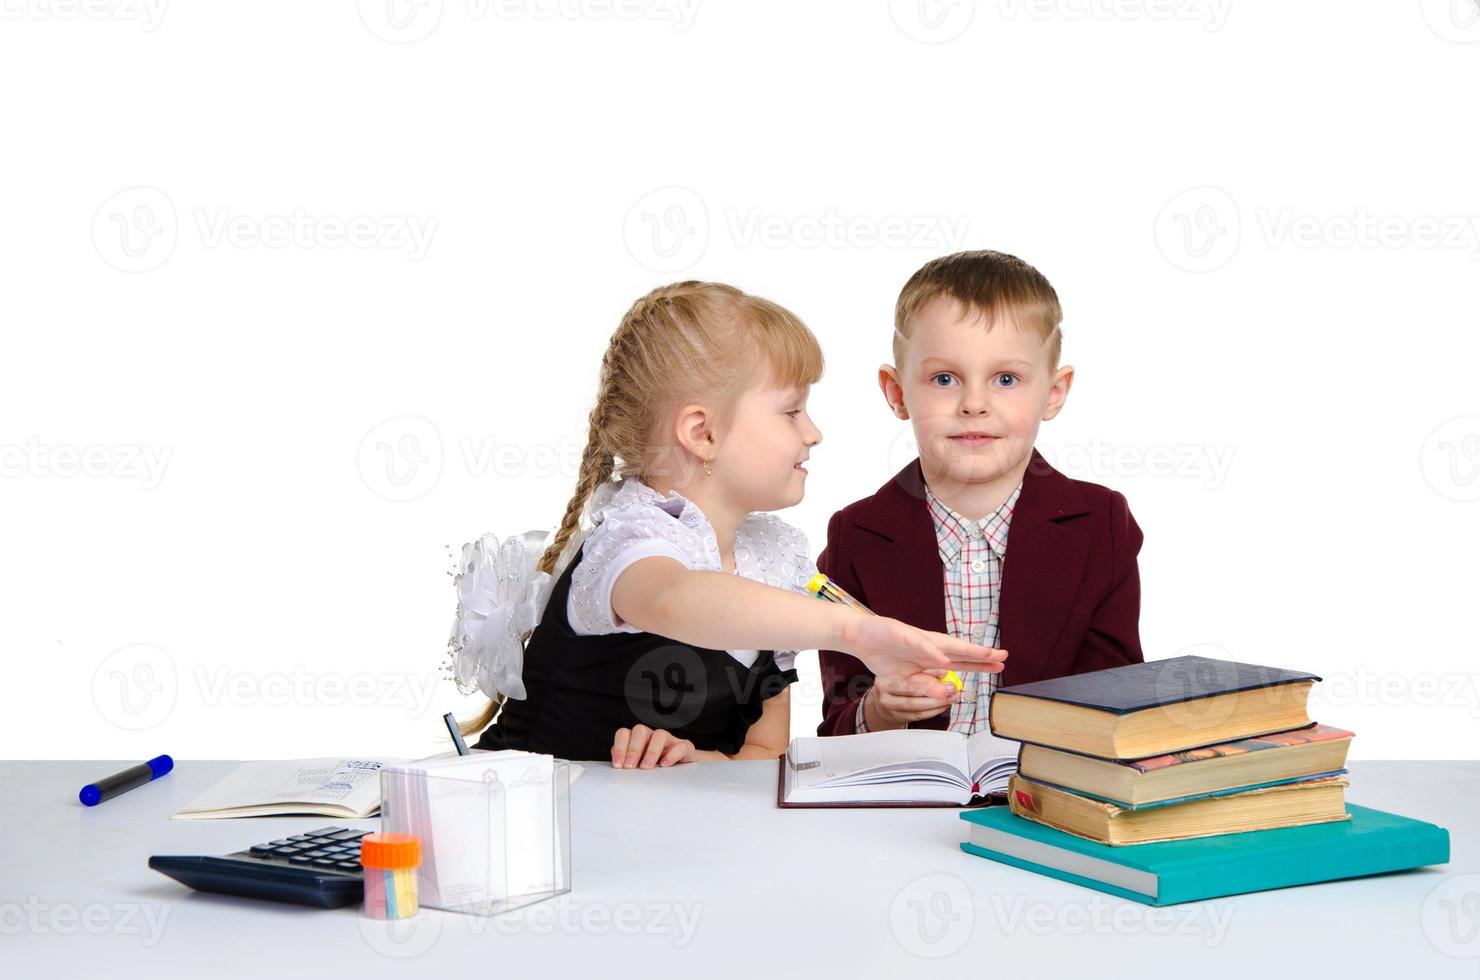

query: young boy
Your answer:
[816,250,1145,736]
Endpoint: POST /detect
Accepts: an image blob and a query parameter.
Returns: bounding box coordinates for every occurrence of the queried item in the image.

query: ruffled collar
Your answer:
[587,478,730,571]
[588,477,707,526]
[584,480,814,594]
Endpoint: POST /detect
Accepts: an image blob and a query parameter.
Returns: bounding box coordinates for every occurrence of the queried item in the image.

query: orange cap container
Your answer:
[359,832,421,870]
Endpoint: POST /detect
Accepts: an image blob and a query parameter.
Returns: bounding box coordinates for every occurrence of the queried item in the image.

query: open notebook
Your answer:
[779,729,1020,808]
[172,759,404,820]
[172,754,584,820]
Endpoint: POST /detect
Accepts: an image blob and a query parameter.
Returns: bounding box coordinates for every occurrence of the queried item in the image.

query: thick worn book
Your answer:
[989,655,1320,759]
[1006,772,1350,845]
[1017,723,1354,808]
[959,802,1450,906]
[777,730,1018,807]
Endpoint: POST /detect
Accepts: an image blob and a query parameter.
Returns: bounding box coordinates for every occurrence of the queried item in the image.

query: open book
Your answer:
[171,753,588,821]
[779,729,1020,807]
[172,758,409,820]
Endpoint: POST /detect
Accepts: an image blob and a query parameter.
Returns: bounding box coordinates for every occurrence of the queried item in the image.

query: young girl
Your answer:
[449,281,1006,768]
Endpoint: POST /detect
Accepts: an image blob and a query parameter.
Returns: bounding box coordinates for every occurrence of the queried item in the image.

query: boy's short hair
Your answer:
[893,250,1063,370]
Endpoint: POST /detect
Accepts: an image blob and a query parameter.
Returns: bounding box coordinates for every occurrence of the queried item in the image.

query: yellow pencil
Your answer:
[804,573,964,692]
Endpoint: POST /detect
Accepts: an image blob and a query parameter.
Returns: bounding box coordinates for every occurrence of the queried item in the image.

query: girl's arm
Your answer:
[612,689,791,768]
[695,686,790,762]
[611,556,1006,692]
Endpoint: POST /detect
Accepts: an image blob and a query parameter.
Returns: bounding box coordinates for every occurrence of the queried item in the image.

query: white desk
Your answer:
[2,760,1475,978]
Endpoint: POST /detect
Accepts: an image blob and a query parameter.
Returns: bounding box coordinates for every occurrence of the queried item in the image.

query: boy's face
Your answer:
[881,297,1073,497]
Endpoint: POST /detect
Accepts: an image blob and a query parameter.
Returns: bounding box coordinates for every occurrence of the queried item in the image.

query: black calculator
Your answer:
[149,826,372,909]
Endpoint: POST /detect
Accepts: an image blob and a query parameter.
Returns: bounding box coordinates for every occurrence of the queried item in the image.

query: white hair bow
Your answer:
[446,530,555,702]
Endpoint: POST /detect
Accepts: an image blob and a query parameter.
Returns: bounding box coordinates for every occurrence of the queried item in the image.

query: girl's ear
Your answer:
[878,365,909,420]
[672,403,715,464]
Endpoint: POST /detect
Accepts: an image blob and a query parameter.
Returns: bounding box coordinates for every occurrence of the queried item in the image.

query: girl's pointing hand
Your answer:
[839,614,1007,688]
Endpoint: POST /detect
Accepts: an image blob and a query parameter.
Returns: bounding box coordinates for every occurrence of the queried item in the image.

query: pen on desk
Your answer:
[79,754,173,807]
[805,573,965,693]
[443,712,471,756]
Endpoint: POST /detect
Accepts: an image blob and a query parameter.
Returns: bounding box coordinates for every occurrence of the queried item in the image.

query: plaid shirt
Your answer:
[856,480,1022,735]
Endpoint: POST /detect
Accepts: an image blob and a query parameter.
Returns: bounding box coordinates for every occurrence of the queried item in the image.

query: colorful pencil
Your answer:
[804,573,964,692]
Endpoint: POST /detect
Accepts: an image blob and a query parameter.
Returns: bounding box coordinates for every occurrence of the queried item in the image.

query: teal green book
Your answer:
[959,803,1448,906]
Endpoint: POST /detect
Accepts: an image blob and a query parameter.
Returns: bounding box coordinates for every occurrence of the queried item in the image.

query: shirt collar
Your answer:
[595,477,700,522]
[924,481,1022,564]
[589,477,722,565]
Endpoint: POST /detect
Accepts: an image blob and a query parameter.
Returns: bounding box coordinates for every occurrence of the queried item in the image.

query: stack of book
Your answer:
[959,656,1449,904]
[988,655,1352,844]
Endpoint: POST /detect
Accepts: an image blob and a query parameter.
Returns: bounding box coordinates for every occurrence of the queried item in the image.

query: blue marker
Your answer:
[79,755,173,806]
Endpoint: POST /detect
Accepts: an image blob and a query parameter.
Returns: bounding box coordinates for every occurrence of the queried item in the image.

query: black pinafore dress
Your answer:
[475,545,797,761]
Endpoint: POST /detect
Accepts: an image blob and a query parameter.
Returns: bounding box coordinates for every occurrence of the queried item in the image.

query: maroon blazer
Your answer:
[816,449,1145,736]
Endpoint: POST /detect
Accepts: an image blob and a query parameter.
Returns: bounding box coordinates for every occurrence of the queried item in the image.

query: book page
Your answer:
[786,730,970,791]
[173,758,398,818]
[965,730,1021,794]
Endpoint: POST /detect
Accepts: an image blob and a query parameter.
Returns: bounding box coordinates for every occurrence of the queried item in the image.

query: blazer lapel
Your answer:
[849,459,947,636]
[996,449,1092,687]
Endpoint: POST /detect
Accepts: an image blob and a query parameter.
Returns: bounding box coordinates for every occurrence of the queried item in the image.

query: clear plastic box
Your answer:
[379,755,571,916]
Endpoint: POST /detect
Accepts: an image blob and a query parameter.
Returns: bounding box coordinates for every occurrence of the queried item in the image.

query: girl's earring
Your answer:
[702,460,712,476]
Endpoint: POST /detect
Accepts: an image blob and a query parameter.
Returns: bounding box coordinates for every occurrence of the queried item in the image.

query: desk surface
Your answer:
[2,760,1476,978]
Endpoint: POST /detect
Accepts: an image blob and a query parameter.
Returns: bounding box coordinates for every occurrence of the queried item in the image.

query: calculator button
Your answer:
[316,827,348,835]
[311,858,340,867]
[330,830,367,841]
[274,846,306,856]
[301,850,330,859]
[249,844,275,856]
[288,834,314,842]
[269,839,292,847]
[335,861,361,870]
[288,854,315,864]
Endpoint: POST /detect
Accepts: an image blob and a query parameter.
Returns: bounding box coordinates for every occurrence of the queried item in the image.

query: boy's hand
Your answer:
[611,725,697,769]
[838,614,1007,682]
[864,672,958,729]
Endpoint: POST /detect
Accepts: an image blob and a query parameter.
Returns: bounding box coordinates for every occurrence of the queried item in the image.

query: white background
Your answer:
[3,1,1477,760]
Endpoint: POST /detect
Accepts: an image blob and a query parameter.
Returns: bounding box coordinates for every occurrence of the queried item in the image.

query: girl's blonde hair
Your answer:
[459,281,824,738]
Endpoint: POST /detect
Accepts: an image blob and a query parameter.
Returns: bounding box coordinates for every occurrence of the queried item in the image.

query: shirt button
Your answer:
[972,625,986,641]
[970,558,986,574]
[969,526,984,540]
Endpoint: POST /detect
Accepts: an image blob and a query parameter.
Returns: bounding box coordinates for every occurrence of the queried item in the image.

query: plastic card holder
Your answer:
[380,756,571,916]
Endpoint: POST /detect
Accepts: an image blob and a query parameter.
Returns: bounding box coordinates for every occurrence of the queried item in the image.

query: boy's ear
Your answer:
[1041,365,1075,421]
[878,365,909,420]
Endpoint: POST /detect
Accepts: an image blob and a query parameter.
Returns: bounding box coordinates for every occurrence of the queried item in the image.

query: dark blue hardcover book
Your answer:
[989,656,1323,760]
[993,655,1320,713]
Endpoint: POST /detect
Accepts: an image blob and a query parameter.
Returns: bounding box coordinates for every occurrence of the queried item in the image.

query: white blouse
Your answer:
[566,478,816,671]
